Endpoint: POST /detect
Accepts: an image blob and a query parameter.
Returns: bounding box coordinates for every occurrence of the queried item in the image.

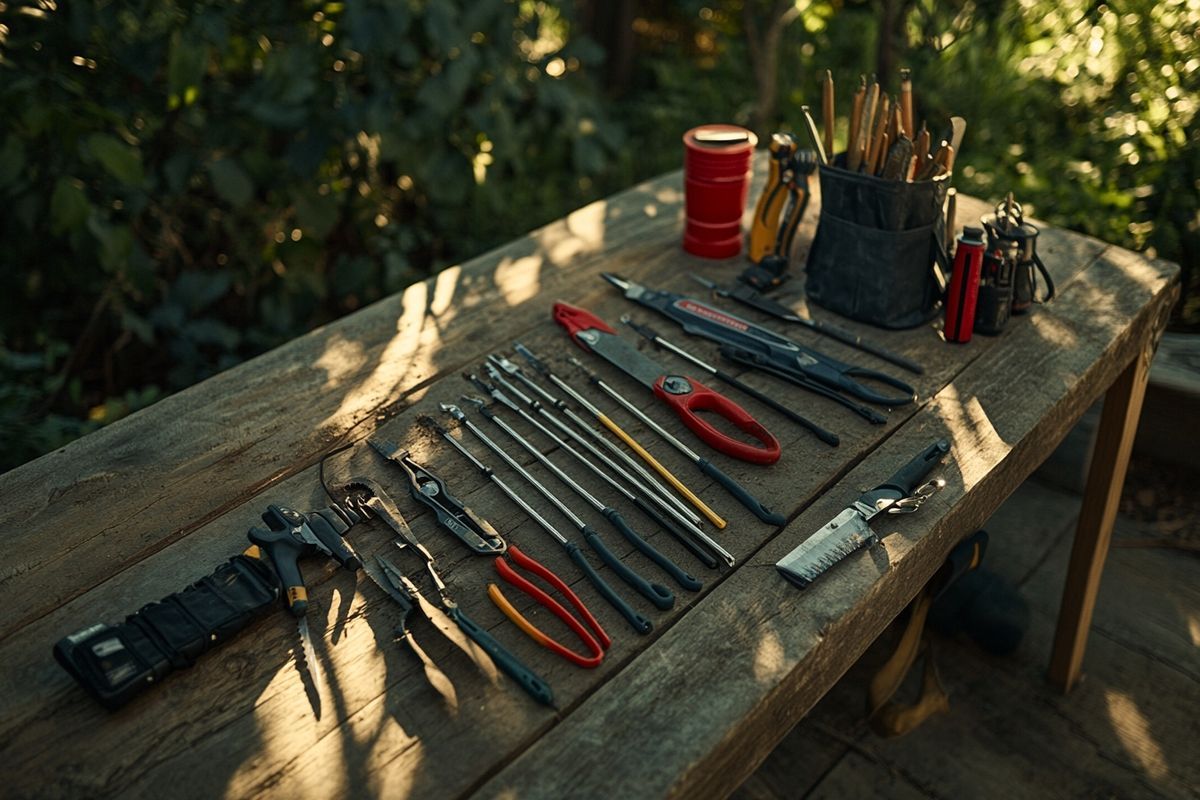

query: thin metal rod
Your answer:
[427,420,569,546]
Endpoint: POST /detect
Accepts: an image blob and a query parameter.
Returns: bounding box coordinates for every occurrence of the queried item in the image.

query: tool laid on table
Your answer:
[338,477,554,706]
[568,354,787,527]
[358,555,462,711]
[491,350,735,566]
[488,351,708,534]
[54,501,366,711]
[439,403,658,634]
[599,274,917,416]
[513,343,729,532]
[367,441,610,669]
[554,301,782,466]
[418,418,613,667]
[621,315,839,447]
[461,383,699,596]
[472,368,720,571]
[776,439,949,588]
[246,503,364,715]
[748,134,816,279]
[368,442,506,555]
[689,275,925,376]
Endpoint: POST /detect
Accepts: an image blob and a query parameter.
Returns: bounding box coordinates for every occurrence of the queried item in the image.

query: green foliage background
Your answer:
[1,0,1196,472]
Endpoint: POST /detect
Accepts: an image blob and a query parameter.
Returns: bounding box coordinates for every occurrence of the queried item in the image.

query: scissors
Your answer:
[553,301,782,465]
[599,274,917,412]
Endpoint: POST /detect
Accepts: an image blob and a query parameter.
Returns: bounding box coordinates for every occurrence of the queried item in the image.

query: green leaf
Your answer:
[207,158,254,207]
[86,134,144,186]
[50,178,91,234]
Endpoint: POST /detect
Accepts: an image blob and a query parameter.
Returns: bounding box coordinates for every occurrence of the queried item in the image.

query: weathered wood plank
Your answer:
[0,182,665,640]
[474,245,1179,799]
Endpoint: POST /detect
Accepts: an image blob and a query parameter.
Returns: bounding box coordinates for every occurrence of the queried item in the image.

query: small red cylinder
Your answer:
[682,125,756,259]
[944,227,985,343]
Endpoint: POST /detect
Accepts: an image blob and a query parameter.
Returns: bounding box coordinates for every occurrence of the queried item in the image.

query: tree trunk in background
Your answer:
[876,0,915,87]
[744,0,801,137]
[578,0,636,95]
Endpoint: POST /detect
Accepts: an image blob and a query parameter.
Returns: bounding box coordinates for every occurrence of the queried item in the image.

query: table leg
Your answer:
[1047,350,1152,692]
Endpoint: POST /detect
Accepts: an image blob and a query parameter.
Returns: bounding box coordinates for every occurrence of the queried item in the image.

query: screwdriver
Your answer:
[488,352,705,532]
[479,364,726,569]
[513,343,728,530]
[440,403,661,634]
[464,373,705,589]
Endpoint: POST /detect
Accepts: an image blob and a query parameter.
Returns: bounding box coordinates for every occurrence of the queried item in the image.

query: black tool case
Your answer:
[804,154,951,329]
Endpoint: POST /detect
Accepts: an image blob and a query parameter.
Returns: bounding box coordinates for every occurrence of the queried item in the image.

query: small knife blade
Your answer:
[776,440,949,587]
[776,503,878,588]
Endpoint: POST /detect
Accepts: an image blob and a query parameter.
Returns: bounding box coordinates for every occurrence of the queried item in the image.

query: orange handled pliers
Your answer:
[488,544,611,669]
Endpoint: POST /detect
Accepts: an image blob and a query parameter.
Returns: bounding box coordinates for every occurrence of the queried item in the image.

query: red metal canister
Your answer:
[682,125,757,259]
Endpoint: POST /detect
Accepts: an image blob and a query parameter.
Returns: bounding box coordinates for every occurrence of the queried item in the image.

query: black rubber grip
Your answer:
[881,439,950,496]
[698,459,786,526]
[246,526,309,615]
[602,508,702,592]
[582,526,675,610]
[449,607,555,707]
[713,368,840,447]
[566,542,652,634]
[630,494,719,570]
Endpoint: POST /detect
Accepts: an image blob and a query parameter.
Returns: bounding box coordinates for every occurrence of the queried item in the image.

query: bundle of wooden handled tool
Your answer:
[801,68,966,183]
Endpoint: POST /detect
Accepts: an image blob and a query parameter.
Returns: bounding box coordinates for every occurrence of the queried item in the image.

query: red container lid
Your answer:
[683,125,758,158]
[685,217,743,239]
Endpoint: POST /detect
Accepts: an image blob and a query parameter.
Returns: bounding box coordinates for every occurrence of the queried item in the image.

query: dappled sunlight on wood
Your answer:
[1184,610,1200,647]
[318,267,462,430]
[1104,689,1169,781]
[752,629,788,685]
[1029,311,1080,350]
[936,385,1011,485]
[223,666,319,798]
[547,201,607,264]
[493,255,544,307]
[312,334,370,393]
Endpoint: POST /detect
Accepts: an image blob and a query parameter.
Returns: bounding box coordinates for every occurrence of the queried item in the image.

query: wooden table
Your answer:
[0,162,1178,799]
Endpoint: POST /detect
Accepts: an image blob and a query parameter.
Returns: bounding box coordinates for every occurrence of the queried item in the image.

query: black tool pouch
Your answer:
[805,155,951,329]
[53,553,279,710]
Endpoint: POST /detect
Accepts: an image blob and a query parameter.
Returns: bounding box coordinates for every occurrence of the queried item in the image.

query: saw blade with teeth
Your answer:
[297,616,323,719]
[776,505,878,588]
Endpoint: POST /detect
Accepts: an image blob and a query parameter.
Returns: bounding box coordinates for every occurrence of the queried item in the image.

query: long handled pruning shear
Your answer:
[598,274,917,416]
[552,301,782,465]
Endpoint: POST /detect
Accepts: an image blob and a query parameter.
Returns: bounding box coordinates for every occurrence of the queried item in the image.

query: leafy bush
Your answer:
[0,0,622,470]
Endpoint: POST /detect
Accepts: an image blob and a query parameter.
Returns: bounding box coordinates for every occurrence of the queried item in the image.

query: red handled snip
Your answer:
[553,302,781,466]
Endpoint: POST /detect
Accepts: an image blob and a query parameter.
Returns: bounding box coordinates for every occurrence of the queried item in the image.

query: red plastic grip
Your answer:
[492,545,610,668]
[652,376,782,465]
[553,302,616,348]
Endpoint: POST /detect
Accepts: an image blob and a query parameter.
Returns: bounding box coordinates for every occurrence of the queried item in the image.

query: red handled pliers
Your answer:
[553,302,781,465]
[488,544,611,669]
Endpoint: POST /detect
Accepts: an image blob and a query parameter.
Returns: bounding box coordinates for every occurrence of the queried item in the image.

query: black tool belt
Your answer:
[53,552,279,710]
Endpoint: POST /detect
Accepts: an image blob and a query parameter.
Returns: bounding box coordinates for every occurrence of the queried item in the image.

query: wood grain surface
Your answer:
[0,157,1178,799]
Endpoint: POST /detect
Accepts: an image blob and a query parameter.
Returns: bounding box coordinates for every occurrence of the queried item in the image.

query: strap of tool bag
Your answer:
[867,530,987,736]
[53,552,280,710]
